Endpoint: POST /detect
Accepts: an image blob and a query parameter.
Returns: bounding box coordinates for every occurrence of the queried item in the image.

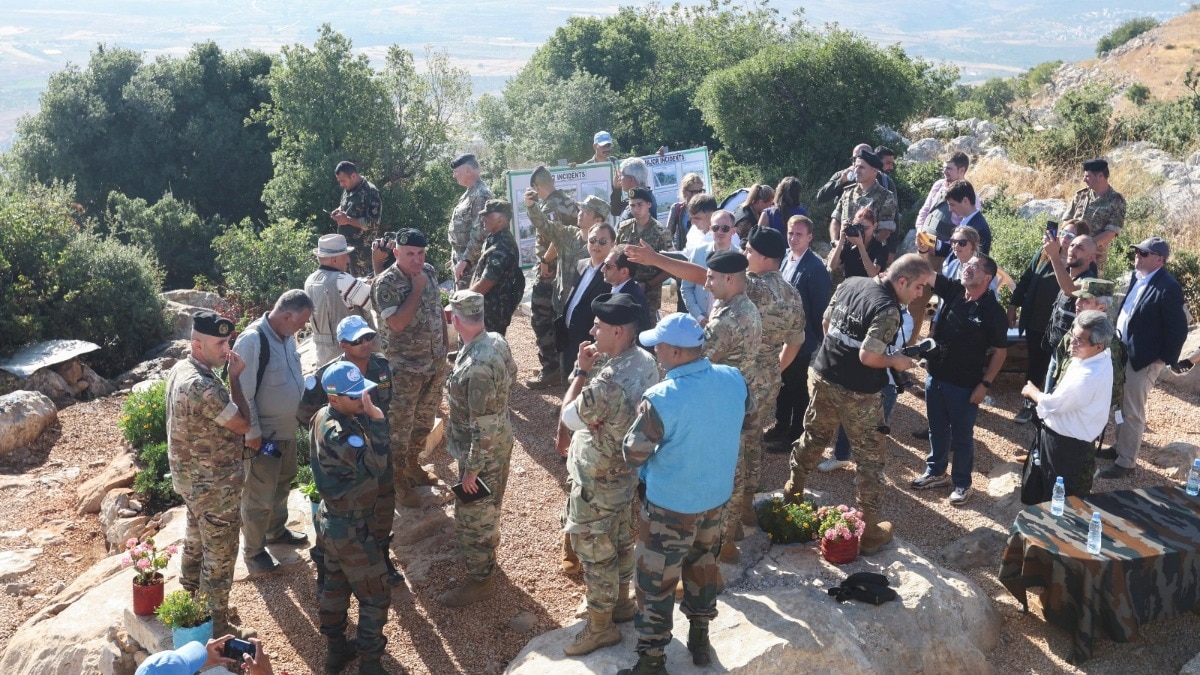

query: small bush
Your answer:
[106,191,223,291]
[133,441,181,510]
[982,190,1046,282]
[1124,83,1151,106]
[1002,85,1113,168]
[1113,95,1200,157]
[119,381,167,449]
[155,590,211,629]
[892,160,944,231]
[213,217,313,319]
[755,497,818,544]
[1096,18,1159,55]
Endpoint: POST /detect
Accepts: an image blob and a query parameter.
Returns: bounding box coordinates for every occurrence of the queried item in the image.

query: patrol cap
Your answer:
[481,198,513,220]
[337,315,376,343]
[321,361,377,397]
[314,233,354,257]
[628,187,654,204]
[639,312,705,348]
[591,293,642,326]
[1131,236,1170,259]
[1082,158,1109,173]
[446,290,485,316]
[1073,278,1116,299]
[594,131,613,146]
[706,248,749,274]
[394,228,427,248]
[192,310,234,339]
[530,165,553,187]
[856,150,884,171]
[450,153,477,169]
[580,195,611,219]
[747,228,786,260]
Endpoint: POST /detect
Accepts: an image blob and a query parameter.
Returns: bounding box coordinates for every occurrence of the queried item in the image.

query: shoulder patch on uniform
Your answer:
[305,374,317,390]
[347,434,365,448]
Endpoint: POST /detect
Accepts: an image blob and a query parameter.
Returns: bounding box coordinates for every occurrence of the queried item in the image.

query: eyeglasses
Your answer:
[345,334,376,346]
[601,261,617,270]
[950,239,971,247]
[588,237,610,245]
[712,225,734,233]
[1061,232,1077,240]
[1068,333,1089,346]
[1135,250,1156,257]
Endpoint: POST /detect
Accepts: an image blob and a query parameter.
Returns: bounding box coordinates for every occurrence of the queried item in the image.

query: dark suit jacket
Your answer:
[786,249,833,359]
[960,210,992,255]
[1122,268,1188,372]
[612,279,654,332]
[558,260,610,371]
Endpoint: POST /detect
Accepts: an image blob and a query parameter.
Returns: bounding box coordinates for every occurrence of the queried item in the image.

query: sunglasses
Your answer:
[1061,232,1076,240]
[950,239,971,247]
[712,225,734,233]
[589,236,610,245]
[1135,250,1156,257]
[345,334,376,346]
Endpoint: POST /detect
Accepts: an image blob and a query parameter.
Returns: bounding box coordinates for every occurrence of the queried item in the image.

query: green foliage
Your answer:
[1023,61,1063,91]
[1096,17,1159,55]
[981,191,1045,282]
[1113,74,1200,157]
[891,160,945,231]
[755,497,817,544]
[954,78,1017,119]
[106,191,223,289]
[1125,83,1151,106]
[156,589,211,629]
[212,218,313,317]
[119,381,167,448]
[1001,85,1113,167]
[133,441,181,510]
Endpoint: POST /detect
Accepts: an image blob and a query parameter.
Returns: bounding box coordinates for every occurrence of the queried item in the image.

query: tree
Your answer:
[106,191,223,290]
[1096,17,1159,55]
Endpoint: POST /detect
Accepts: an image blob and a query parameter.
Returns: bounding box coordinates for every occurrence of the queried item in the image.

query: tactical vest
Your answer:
[813,276,898,393]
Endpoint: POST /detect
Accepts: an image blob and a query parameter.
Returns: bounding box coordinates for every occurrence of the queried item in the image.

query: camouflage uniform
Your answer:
[166,356,244,633]
[616,217,671,313]
[833,180,897,230]
[446,330,518,580]
[450,179,493,287]
[528,190,580,374]
[528,210,589,315]
[338,178,382,277]
[564,348,661,612]
[745,270,805,486]
[1064,187,1126,274]
[311,406,391,658]
[372,262,447,484]
[471,227,526,335]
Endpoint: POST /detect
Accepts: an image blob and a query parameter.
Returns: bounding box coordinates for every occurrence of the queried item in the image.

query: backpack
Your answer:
[221,325,269,391]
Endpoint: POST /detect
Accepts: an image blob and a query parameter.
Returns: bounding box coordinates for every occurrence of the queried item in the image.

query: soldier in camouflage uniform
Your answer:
[529,194,611,320]
[165,311,254,638]
[620,313,756,675]
[331,161,382,278]
[311,361,391,675]
[784,254,934,555]
[449,153,493,289]
[1064,158,1126,274]
[524,165,581,389]
[558,294,661,656]
[370,228,448,509]
[469,199,526,335]
[439,291,519,607]
[828,151,897,245]
[615,186,671,314]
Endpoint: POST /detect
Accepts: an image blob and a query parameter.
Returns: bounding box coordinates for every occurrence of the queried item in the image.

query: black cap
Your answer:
[394,228,428,248]
[530,165,552,186]
[192,310,234,338]
[591,293,643,326]
[748,228,787,259]
[628,186,654,204]
[857,150,884,171]
[481,199,513,219]
[706,249,749,273]
[1082,158,1109,172]
[450,153,477,169]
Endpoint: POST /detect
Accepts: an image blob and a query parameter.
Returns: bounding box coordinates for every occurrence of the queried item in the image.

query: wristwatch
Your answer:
[573,368,589,379]
[980,380,992,389]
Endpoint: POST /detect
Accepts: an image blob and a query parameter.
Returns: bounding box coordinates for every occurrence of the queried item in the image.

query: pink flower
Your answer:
[136,558,151,571]
[167,545,179,556]
[120,553,132,567]
[126,538,139,550]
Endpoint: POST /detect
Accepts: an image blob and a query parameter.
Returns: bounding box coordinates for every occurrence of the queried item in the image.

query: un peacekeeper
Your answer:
[370,228,448,508]
[331,161,382,278]
[469,199,526,336]
[524,165,581,389]
[783,254,935,555]
[311,361,391,675]
[615,186,672,313]
[524,191,611,325]
[165,311,255,639]
[620,244,762,564]
[558,293,661,657]
[1064,158,1126,274]
[440,291,519,607]
[298,315,403,588]
[828,150,898,245]
[620,313,756,675]
[449,153,493,288]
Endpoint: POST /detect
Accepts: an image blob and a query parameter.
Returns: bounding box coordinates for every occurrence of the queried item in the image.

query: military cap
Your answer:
[580,195,611,219]
[394,228,427,248]
[594,131,613,146]
[706,248,749,274]
[857,150,884,171]
[450,153,477,169]
[1131,236,1169,259]
[192,310,234,338]
[322,361,377,397]
[481,199,513,219]
[1073,278,1116,299]
[748,228,787,260]
[447,290,484,316]
[1082,158,1109,173]
[639,312,705,348]
[337,315,375,343]
[530,165,553,186]
[591,293,642,326]
[628,186,654,204]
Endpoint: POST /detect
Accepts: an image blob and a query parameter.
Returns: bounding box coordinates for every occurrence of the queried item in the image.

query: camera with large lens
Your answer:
[842,222,865,239]
[900,337,938,359]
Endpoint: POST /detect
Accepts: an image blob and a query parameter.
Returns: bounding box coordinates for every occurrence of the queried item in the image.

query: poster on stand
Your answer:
[506,162,615,268]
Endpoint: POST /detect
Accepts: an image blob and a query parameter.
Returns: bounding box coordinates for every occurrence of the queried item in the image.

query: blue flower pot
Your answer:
[172,618,213,649]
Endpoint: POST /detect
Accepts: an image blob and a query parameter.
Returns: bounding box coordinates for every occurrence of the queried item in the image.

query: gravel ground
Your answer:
[1,315,1198,674]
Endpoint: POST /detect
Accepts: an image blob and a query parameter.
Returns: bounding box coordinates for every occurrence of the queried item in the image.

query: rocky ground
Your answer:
[1,315,1198,674]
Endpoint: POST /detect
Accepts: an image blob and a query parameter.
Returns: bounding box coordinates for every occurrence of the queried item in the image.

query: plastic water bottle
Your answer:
[1187,458,1200,497]
[1086,512,1102,555]
[1050,477,1065,516]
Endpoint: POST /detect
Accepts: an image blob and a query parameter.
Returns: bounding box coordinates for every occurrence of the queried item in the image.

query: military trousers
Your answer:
[387,363,447,483]
[180,483,242,630]
[317,508,391,657]
[530,275,559,373]
[567,488,635,613]
[454,440,513,581]
[241,438,298,557]
[634,500,725,656]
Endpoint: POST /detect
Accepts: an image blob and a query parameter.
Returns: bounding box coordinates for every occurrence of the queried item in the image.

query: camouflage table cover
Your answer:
[998,486,1200,663]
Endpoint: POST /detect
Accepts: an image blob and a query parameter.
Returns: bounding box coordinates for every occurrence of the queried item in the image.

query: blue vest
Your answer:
[640,358,745,514]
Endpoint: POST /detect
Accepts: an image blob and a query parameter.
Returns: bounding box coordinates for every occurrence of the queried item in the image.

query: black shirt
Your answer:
[839,238,891,279]
[927,274,1009,389]
[1043,263,1098,350]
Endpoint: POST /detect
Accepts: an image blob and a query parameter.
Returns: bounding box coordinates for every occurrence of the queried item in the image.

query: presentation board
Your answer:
[506,162,614,268]
[638,147,711,223]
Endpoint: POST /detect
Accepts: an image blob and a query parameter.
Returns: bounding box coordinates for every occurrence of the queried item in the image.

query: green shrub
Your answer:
[1125,83,1151,106]
[106,191,223,290]
[119,380,167,448]
[213,217,313,318]
[1096,18,1159,55]
[755,497,818,544]
[133,441,181,510]
[1002,85,1113,168]
[1113,94,1200,157]
[155,589,211,629]
[892,160,944,232]
[983,191,1045,286]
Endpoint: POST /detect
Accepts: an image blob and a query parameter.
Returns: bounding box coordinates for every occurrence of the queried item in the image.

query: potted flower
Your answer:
[816,505,867,564]
[121,536,176,616]
[754,497,818,544]
[156,590,213,649]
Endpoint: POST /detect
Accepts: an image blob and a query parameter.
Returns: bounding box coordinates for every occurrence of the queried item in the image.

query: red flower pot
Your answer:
[821,536,860,564]
[132,574,165,616]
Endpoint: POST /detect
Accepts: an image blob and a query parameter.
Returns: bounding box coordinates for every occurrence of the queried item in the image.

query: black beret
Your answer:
[394,228,428,248]
[192,310,234,338]
[706,249,748,273]
[857,150,884,171]
[530,165,552,186]
[591,293,643,326]
[628,186,654,203]
[450,153,477,169]
[1082,158,1109,172]
[748,227,787,259]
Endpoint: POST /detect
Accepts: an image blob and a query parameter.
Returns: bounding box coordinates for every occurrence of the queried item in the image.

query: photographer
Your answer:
[828,206,890,282]
[136,635,273,675]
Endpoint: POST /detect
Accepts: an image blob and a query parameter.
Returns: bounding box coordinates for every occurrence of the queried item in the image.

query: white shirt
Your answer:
[1117,267,1159,343]
[1036,349,1114,442]
[611,278,632,294]
[781,248,814,284]
[566,262,601,326]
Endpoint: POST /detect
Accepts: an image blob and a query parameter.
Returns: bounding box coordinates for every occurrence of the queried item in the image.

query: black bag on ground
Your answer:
[827,571,897,605]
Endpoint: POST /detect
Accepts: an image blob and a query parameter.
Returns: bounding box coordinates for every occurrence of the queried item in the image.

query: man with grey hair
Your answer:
[1021,310,1115,501]
[305,234,373,365]
[449,153,493,288]
[233,289,315,574]
[611,157,657,222]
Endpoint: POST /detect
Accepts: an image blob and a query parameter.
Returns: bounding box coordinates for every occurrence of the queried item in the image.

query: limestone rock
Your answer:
[940,526,1007,570]
[80,364,116,398]
[0,391,57,455]
[1147,442,1199,480]
[946,134,980,156]
[1181,649,1200,675]
[987,461,1025,525]
[22,369,73,404]
[508,611,538,634]
[905,137,945,164]
[1162,326,1200,397]
[0,548,43,582]
[1016,199,1067,221]
[159,289,224,310]
[164,301,204,341]
[77,453,139,515]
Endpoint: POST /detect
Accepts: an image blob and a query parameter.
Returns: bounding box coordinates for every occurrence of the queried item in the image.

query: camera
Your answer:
[842,222,865,239]
[1045,220,1058,238]
[900,338,938,358]
[223,637,256,661]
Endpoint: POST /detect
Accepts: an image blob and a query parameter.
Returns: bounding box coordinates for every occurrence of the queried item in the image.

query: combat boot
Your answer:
[561,533,581,575]
[404,459,439,486]
[782,471,806,505]
[563,609,621,656]
[438,575,495,607]
[358,656,390,675]
[324,634,358,674]
[616,651,667,675]
[740,492,758,528]
[380,535,404,586]
[213,613,257,640]
[687,620,713,666]
[525,369,562,390]
[612,582,636,623]
[860,520,894,555]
